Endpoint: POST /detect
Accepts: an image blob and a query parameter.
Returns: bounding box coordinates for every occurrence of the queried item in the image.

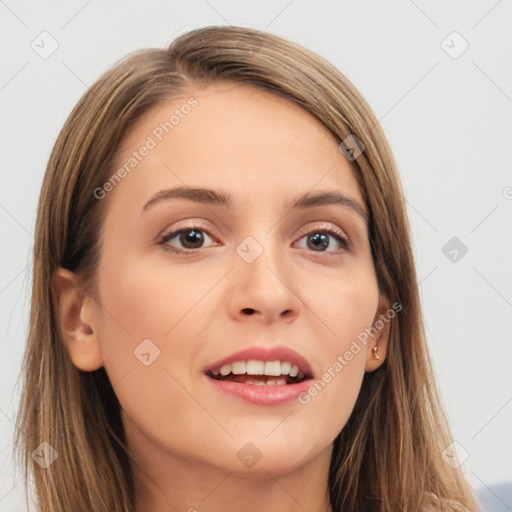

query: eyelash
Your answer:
[157,222,350,256]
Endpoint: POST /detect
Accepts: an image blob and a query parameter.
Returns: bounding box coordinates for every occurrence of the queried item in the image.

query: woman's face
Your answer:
[88,81,385,477]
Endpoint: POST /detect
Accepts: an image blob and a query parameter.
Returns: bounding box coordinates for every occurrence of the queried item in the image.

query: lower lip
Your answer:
[205,375,313,405]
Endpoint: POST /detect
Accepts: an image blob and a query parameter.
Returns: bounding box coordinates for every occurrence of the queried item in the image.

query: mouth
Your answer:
[203,346,314,405]
[207,360,309,386]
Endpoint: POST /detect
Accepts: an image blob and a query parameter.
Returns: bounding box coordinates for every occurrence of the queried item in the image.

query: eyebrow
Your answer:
[141,186,369,222]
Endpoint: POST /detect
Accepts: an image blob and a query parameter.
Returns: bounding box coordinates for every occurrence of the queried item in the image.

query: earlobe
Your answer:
[365,300,392,372]
[51,268,104,371]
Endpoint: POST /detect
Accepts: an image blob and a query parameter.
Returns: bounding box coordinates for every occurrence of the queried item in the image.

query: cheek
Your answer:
[295,261,378,421]
[96,254,217,348]
[94,260,168,365]
[92,256,211,449]
[93,254,218,408]
[300,258,379,346]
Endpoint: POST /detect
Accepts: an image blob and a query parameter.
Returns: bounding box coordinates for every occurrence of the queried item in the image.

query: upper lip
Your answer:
[204,345,314,378]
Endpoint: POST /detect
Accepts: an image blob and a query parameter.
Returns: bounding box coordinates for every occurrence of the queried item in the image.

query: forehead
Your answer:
[107,81,363,212]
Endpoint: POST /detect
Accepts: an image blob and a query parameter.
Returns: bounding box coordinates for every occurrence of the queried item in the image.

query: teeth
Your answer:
[281,361,291,375]
[232,361,247,375]
[220,364,231,376]
[210,360,306,379]
[246,360,264,375]
[264,361,282,376]
[244,378,288,386]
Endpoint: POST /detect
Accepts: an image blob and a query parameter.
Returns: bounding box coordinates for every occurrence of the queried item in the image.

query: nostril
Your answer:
[242,308,256,315]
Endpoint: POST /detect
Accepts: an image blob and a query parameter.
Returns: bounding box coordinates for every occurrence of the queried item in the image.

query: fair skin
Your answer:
[53,81,389,512]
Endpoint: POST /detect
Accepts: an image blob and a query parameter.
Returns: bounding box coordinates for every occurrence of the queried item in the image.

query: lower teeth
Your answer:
[245,378,288,386]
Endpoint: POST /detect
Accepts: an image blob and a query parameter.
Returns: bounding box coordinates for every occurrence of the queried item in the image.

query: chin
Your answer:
[210,436,331,479]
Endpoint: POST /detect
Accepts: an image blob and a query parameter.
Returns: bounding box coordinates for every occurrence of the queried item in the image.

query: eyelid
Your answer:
[159,218,218,239]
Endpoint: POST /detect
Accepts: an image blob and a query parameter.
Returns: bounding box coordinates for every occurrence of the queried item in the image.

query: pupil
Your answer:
[307,232,328,251]
[180,229,204,249]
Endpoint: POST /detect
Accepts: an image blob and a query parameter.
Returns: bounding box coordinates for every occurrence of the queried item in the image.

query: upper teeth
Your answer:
[212,360,303,379]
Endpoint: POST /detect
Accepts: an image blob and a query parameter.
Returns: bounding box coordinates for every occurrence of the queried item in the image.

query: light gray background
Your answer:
[1,1,511,511]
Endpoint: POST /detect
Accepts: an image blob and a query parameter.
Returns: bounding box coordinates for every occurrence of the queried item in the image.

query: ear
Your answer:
[365,297,392,372]
[51,267,104,371]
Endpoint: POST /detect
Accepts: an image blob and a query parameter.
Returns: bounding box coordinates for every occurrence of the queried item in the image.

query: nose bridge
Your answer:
[237,232,285,291]
[228,230,300,322]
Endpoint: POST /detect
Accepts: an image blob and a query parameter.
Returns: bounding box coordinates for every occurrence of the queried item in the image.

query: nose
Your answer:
[226,243,301,325]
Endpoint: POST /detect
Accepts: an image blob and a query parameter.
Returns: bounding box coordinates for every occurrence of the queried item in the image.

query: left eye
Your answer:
[159,228,217,252]
[294,230,348,252]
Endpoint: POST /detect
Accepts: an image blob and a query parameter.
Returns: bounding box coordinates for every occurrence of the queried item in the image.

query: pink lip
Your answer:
[204,345,314,376]
[203,345,314,406]
[205,375,313,406]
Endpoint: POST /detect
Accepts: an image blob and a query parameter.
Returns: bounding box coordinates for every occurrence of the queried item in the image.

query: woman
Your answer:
[15,26,478,511]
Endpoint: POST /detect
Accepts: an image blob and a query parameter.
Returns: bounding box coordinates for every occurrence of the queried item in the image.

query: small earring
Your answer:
[372,346,380,360]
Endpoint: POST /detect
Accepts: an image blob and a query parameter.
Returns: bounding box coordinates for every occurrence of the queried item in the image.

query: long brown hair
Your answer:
[15,25,478,511]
